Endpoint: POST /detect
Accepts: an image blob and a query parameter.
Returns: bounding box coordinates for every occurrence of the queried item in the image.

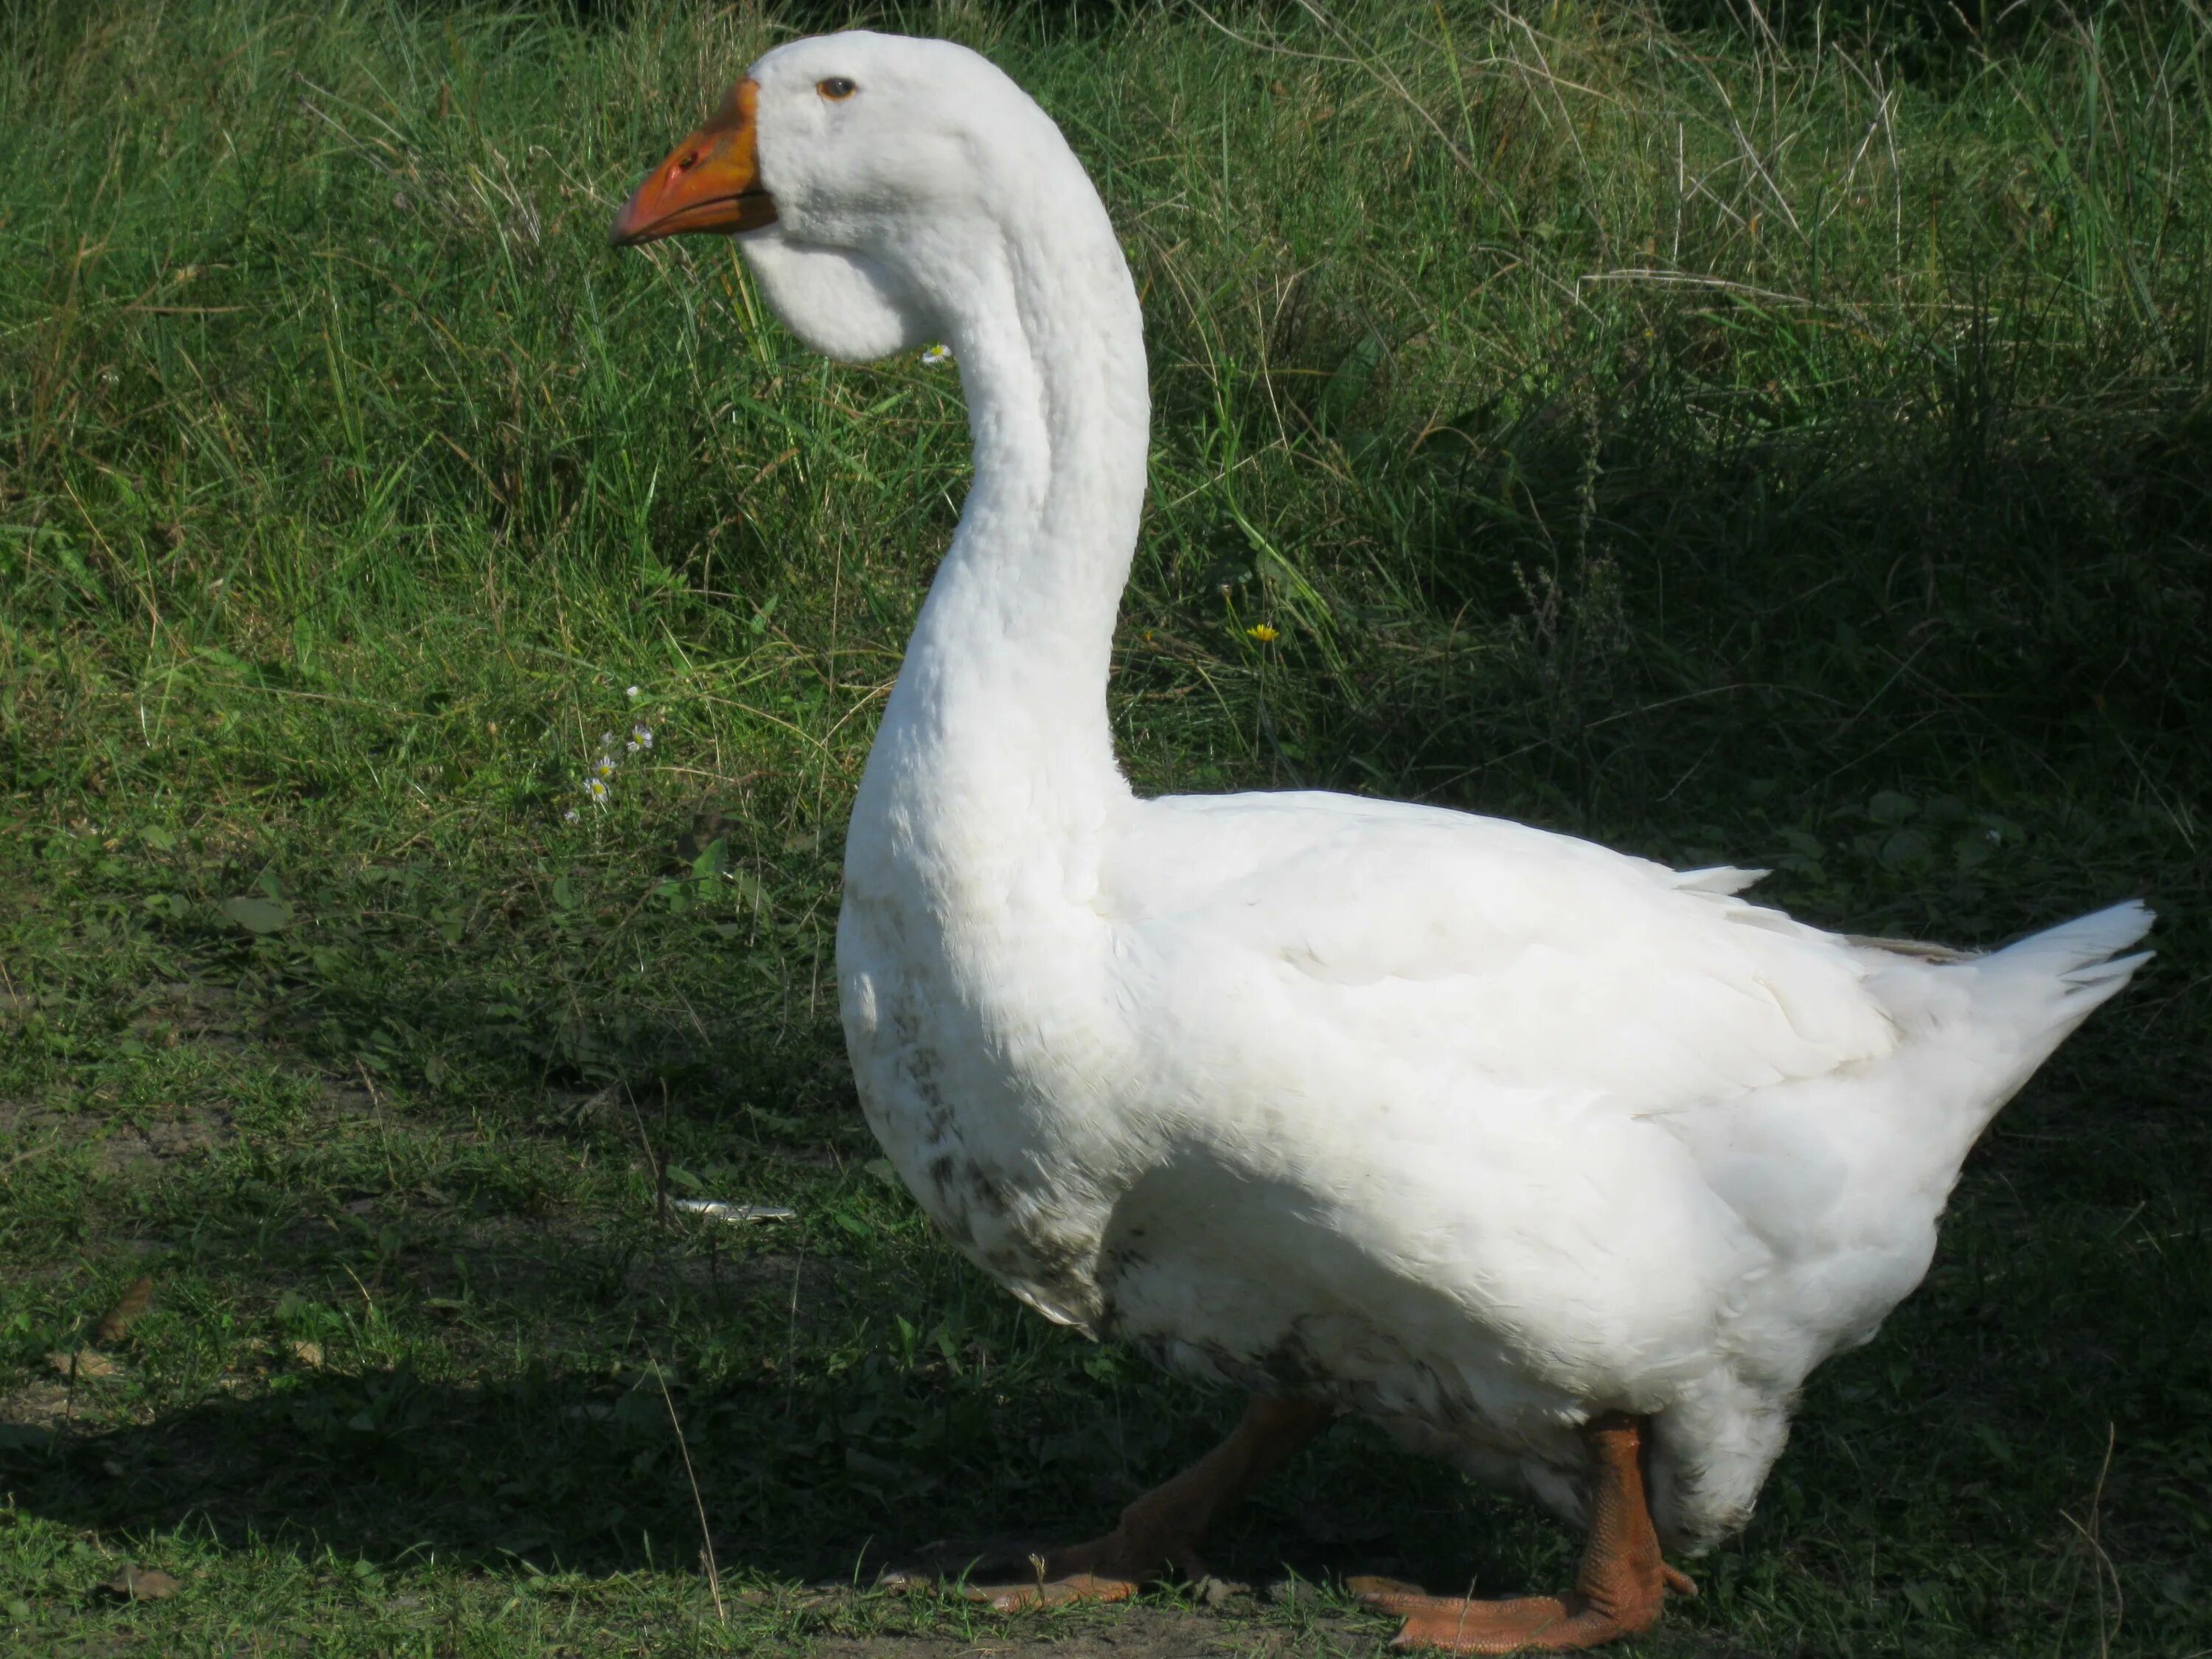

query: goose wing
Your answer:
[1108,789,1900,1113]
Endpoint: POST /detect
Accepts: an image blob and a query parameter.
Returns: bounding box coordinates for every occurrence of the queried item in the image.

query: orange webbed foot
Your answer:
[1351,1414,1692,1652]
[878,1538,1163,1610]
[1351,1581,1660,1653]
[882,1397,1331,1613]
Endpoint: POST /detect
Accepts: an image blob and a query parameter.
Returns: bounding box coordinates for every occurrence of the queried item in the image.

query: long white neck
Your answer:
[849,181,1149,901]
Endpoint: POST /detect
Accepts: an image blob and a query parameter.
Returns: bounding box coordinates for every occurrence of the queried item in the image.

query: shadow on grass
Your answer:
[1196,338,2212,883]
[0,950,2205,1659]
[5,1071,2209,1621]
[0,1364,1470,1593]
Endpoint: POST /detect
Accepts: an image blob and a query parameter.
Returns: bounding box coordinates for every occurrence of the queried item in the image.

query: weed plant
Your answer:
[1,1,2207,1653]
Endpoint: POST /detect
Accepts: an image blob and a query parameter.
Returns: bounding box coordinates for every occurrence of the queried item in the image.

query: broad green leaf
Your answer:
[221,895,293,934]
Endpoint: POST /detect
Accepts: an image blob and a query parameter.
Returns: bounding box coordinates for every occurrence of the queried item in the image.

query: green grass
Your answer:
[2,0,2208,1652]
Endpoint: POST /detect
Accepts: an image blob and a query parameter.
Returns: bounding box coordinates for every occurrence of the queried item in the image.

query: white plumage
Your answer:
[628,28,2152,1568]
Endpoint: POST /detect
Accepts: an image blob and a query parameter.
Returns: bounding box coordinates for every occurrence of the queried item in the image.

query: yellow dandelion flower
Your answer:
[1245,622,1280,643]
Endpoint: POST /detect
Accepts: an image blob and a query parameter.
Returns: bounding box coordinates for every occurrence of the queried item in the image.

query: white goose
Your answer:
[613,33,2153,1651]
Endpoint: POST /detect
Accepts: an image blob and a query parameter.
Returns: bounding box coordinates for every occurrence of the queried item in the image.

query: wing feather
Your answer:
[1108,790,1899,1113]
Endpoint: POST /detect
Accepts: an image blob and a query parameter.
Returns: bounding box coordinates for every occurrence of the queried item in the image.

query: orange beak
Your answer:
[609,80,777,247]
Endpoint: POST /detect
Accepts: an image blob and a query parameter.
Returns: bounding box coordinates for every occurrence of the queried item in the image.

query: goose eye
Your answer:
[817,77,858,101]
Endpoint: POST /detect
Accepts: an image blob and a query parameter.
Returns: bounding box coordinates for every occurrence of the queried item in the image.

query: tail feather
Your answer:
[1817,900,2158,1292]
[1982,899,2155,999]
[1964,900,2154,1088]
[2060,949,2155,993]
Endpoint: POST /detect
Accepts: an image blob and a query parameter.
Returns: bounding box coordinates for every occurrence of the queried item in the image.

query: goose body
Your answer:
[846,776,2148,1548]
[613,31,2152,1639]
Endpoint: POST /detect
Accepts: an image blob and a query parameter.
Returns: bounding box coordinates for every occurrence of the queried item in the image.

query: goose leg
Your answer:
[890,1395,1332,1610]
[1352,1413,1696,1652]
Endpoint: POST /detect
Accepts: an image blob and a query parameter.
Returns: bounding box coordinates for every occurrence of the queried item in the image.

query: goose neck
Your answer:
[872,207,1149,830]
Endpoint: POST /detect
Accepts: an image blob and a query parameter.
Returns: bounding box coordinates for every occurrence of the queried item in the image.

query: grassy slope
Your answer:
[1,0,2208,1652]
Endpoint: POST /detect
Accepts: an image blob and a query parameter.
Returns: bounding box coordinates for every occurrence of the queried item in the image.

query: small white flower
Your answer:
[626,685,641,700]
[921,343,953,366]
[564,808,580,822]
[601,731,617,748]
[584,776,609,804]
[631,723,654,751]
[594,754,618,779]
[626,740,641,754]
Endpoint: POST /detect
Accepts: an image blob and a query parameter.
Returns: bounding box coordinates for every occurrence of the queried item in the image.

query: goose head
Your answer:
[611,32,1113,364]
